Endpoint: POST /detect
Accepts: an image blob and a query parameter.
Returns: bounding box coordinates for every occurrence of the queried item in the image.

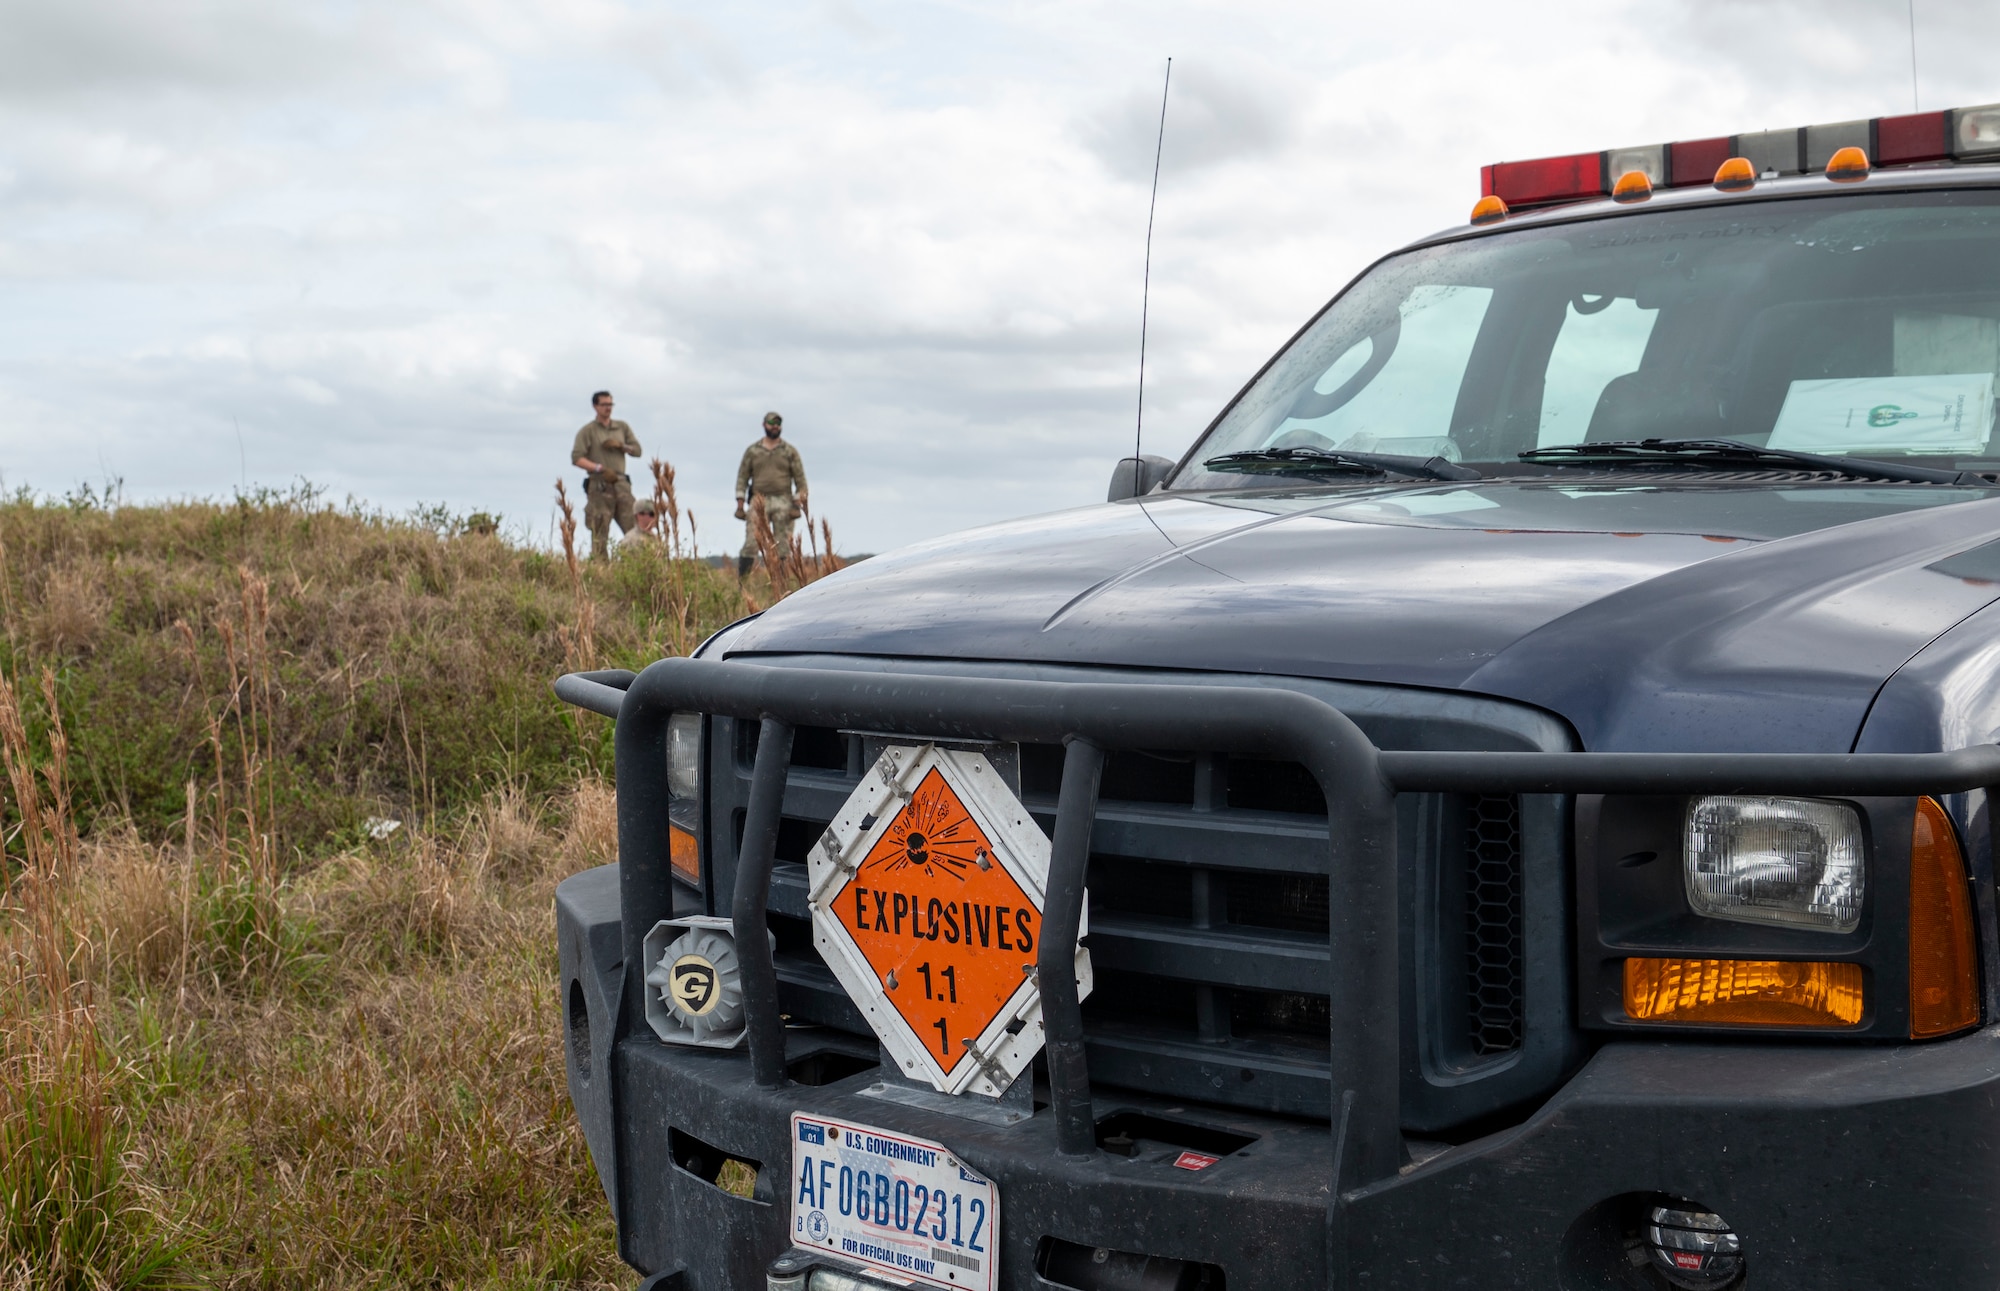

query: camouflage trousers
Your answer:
[741,492,800,560]
[584,473,635,560]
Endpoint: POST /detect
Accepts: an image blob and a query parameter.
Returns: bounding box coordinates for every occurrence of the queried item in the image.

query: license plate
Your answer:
[790,1112,997,1291]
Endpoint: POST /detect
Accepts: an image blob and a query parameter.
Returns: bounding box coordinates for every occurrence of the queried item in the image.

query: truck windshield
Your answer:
[1178,189,2000,489]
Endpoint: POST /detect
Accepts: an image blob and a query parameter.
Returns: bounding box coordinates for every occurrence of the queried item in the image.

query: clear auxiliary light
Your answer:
[666,711,703,801]
[1684,796,1864,932]
[1648,1203,1744,1288]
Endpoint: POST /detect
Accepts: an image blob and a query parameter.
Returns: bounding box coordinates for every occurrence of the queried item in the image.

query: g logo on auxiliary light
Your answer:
[670,955,720,1015]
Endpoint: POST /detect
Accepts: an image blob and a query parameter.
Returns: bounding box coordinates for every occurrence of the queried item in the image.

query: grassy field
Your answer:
[0,475,840,1289]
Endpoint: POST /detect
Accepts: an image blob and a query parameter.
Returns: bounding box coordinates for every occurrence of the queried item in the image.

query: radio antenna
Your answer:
[1907,0,1920,112]
[1133,57,1172,476]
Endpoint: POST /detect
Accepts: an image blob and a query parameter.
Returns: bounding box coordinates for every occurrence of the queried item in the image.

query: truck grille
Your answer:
[1466,794,1526,1056]
[720,712,1544,1131]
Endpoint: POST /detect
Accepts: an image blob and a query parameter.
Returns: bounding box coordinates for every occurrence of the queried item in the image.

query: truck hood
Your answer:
[726,481,2000,752]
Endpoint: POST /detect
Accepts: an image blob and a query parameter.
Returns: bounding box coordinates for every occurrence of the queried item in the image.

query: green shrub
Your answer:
[0,486,763,856]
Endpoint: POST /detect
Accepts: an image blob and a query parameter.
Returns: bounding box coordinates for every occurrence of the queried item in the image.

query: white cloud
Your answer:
[1,0,1996,551]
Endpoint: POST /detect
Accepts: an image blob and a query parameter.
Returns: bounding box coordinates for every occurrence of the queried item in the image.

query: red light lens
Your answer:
[1878,111,1948,164]
[1669,137,1732,186]
[1485,152,1605,207]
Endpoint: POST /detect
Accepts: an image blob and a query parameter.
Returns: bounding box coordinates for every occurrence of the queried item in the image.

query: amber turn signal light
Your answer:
[1611,169,1653,202]
[1713,156,1757,191]
[669,822,701,885]
[1825,145,1871,181]
[1625,957,1863,1027]
[1909,797,1978,1037]
[1469,194,1509,225]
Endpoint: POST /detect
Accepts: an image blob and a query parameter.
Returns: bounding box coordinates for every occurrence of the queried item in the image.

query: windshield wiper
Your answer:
[1203,447,1482,482]
[1519,438,1988,486]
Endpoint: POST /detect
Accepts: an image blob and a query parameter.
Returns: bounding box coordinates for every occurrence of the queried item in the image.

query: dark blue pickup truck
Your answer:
[557,103,2000,1290]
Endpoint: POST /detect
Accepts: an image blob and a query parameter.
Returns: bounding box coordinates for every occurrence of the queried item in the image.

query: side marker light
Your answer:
[1470,194,1508,225]
[1712,156,1756,191]
[1624,956,1863,1027]
[1611,169,1653,202]
[1909,796,1979,1038]
[670,822,701,884]
[1825,145,1871,181]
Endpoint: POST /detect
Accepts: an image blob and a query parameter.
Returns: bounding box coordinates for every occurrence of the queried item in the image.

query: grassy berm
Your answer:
[0,481,841,1289]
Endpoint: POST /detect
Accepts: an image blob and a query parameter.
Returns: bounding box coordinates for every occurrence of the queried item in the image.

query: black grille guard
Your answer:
[556,657,2000,1224]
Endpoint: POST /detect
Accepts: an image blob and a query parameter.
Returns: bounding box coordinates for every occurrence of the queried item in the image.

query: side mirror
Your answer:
[1107,455,1176,502]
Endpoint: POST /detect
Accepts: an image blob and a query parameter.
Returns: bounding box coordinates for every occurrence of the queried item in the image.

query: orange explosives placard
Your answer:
[808,744,1090,1096]
[838,768,1038,1067]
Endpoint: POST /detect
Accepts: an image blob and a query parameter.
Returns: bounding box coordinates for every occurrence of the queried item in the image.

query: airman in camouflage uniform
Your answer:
[734,411,808,578]
[620,497,661,549]
[571,390,644,560]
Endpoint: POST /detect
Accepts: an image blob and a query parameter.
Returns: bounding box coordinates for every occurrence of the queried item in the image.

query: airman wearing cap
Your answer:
[571,390,644,560]
[620,496,662,549]
[734,411,808,578]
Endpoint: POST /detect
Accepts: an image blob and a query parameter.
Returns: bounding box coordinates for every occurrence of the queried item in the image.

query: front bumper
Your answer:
[555,658,2000,1288]
[564,861,2000,1289]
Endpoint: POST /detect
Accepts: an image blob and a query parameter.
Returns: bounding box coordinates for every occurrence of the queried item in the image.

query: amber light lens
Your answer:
[1713,156,1757,190]
[1824,144,1871,181]
[1909,797,1979,1038]
[669,823,701,885]
[1469,194,1509,225]
[1611,169,1654,202]
[1625,957,1863,1027]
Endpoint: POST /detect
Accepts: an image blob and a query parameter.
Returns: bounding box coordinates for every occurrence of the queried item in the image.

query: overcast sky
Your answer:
[3,0,1995,553]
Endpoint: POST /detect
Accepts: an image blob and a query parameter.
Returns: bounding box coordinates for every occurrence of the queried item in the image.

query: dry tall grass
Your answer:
[1,667,181,1290]
[0,471,847,1288]
[744,495,845,606]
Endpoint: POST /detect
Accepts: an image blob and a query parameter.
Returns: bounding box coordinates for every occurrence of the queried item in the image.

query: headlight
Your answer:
[1684,796,1863,932]
[667,712,702,801]
[666,712,703,884]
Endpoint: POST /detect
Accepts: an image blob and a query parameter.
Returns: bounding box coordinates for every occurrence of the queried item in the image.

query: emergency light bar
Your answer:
[1478,102,2000,218]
